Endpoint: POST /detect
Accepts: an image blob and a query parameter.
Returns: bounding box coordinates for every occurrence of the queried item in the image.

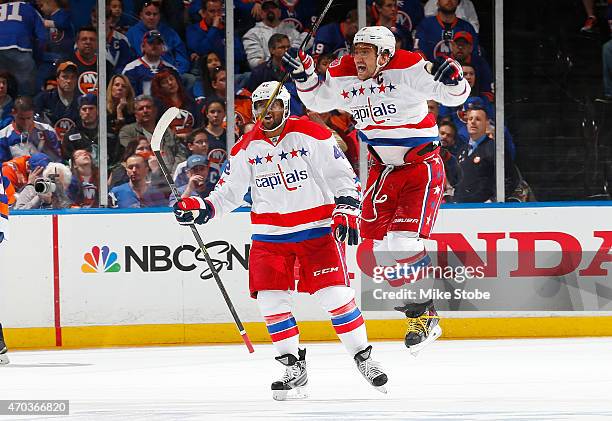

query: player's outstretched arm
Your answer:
[410,56,471,106]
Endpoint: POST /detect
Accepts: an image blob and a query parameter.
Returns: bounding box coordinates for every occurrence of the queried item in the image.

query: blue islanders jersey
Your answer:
[0,1,47,52]
[414,15,478,61]
[312,23,350,57]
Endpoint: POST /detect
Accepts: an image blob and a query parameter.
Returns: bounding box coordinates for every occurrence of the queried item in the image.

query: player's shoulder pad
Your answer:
[327,55,357,78]
[230,126,264,156]
[284,117,332,141]
[384,49,423,71]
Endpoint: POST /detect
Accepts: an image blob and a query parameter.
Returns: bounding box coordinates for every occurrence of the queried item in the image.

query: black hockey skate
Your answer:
[395,299,442,356]
[0,340,8,365]
[354,345,388,394]
[271,348,307,401]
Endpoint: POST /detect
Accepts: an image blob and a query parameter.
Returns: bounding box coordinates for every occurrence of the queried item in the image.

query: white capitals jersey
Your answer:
[296,50,470,165]
[205,118,360,243]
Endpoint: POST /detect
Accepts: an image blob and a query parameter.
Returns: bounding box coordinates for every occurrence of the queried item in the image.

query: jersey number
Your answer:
[0,3,23,22]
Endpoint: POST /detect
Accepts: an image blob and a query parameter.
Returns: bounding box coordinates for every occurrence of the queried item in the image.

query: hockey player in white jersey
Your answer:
[173,81,388,399]
[283,26,470,354]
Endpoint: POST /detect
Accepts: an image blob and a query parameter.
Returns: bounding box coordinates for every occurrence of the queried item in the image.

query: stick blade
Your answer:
[151,107,180,152]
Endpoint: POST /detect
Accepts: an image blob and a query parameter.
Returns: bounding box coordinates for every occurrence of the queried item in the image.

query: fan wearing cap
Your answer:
[33,61,80,142]
[450,31,493,101]
[126,1,190,75]
[62,93,100,162]
[414,0,478,62]
[283,25,470,354]
[122,30,178,96]
[1,152,50,193]
[168,154,214,206]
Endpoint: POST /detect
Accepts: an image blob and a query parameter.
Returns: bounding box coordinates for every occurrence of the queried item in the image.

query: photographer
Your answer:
[14,162,73,209]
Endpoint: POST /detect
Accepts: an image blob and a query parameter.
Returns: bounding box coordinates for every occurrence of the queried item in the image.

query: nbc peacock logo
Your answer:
[81,246,121,273]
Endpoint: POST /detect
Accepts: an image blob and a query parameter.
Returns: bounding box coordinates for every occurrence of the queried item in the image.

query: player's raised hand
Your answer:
[282,48,315,83]
[430,57,463,86]
[173,197,213,225]
[332,196,360,246]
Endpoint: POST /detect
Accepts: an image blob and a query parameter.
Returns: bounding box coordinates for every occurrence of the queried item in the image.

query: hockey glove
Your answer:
[282,48,315,83]
[173,197,213,225]
[430,57,463,86]
[332,196,361,246]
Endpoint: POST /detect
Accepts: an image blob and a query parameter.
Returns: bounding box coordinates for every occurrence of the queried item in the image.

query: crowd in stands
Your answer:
[0,0,528,210]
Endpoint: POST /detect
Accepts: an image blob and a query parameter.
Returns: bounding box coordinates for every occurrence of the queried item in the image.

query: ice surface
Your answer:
[1,338,612,420]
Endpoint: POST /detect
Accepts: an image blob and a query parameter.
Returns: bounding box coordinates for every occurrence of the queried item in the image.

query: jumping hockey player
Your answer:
[0,165,15,365]
[283,26,470,354]
[173,81,388,400]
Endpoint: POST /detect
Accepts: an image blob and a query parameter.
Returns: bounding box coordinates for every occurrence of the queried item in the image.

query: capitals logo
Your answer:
[255,165,308,191]
[351,100,397,124]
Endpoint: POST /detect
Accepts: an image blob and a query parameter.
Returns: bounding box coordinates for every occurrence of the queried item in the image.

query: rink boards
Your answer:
[1,203,611,349]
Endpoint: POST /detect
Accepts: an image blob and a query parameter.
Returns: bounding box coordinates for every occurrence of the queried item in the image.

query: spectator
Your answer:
[168,154,215,206]
[122,29,177,96]
[312,9,358,57]
[451,31,492,100]
[106,74,135,158]
[414,0,478,61]
[91,6,134,74]
[247,33,290,92]
[202,98,227,151]
[0,72,15,130]
[108,154,166,208]
[69,26,115,95]
[600,39,612,103]
[118,95,186,172]
[67,149,99,207]
[34,61,80,143]
[173,127,211,187]
[36,0,75,89]
[438,119,463,156]
[371,0,412,50]
[453,105,518,203]
[150,69,201,139]
[315,53,334,79]
[63,94,105,163]
[1,152,50,194]
[186,0,247,71]
[0,0,47,96]
[193,51,222,103]
[423,0,479,33]
[208,66,227,99]
[107,0,138,34]
[242,0,306,69]
[126,1,191,76]
[0,96,61,163]
[108,136,152,188]
[14,161,73,209]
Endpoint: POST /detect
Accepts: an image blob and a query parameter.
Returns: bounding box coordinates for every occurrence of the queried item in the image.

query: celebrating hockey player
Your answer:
[173,81,388,400]
[282,26,470,354]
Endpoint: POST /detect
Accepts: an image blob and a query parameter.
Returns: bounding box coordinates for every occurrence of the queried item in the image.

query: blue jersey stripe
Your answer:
[267,317,297,334]
[252,227,331,243]
[358,131,439,147]
[331,307,361,326]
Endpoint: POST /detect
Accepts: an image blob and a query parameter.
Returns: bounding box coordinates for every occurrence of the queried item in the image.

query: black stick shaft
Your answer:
[154,151,254,353]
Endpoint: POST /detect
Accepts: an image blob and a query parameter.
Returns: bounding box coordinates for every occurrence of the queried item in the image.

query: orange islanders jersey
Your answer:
[205,118,360,242]
[1,165,16,242]
[295,50,470,165]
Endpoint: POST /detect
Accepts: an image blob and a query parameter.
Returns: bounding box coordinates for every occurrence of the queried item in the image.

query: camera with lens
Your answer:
[34,174,59,194]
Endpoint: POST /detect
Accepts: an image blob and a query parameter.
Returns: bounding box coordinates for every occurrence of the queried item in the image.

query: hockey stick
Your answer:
[151,107,255,354]
[255,0,335,123]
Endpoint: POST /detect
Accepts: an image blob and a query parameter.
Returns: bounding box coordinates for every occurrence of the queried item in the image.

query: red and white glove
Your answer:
[282,47,315,83]
[173,197,214,225]
[331,196,360,246]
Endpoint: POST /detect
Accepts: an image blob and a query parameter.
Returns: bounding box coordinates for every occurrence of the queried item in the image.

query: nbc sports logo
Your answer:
[81,246,121,273]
